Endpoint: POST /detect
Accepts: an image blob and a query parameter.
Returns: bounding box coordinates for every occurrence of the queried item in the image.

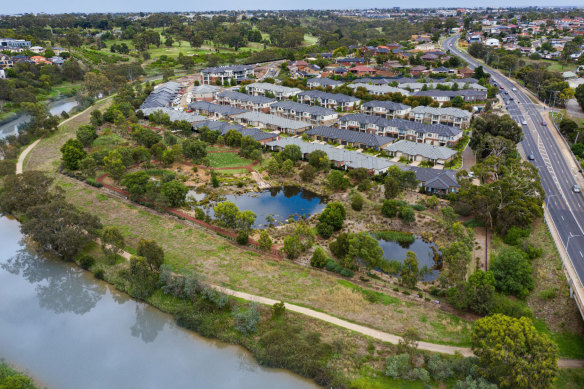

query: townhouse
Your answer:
[361,100,412,118]
[306,77,343,89]
[139,81,182,110]
[338,114,463,146]
[305,126,394,151]
[215,91,276,113]
[200,65,254,85]
[140,107,206,126]
[266,137,395,175]
[190,84,221,102]
[244,82,301,100]
[297,90,360,112]
[384,140,457,164]
[188,101,246,120]
[270,101,338,126]
[412,89,487,103]
[192,120,278,144]
[232,112,312,134]
[406,166,460,194]
[409,106,472,128]
[347,83,410,96]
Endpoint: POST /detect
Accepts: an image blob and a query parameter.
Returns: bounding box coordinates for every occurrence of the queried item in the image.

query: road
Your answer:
[443,36,584,317]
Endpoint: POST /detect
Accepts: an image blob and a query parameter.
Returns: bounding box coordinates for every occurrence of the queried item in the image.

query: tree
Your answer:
[343,232,384,270]
[311,247,328,268]
[280,144,302,162]
[471,314,558,389]
[490,247,533,298]
[214,201,240,228]
[326,170,350,191]
[136,239,165,271]
[60,138,86,170]
[101,226,124,262]
[76,125,98,147]
[318,202,346,231]
[0,171,55,215]
[381,199,399,218]
[79,157,97,178]
[283,223,315,259]
[258,231,273,251]
[400,251,419,288]
[576,84,584,111]
[161,180,188,207]
[129,255,159,299]
[283,235,302,259]
[300,165,315,182]
[21,198,102,260]
[384,176,400,198]
[103,151,125,181]
[307,150,329,170]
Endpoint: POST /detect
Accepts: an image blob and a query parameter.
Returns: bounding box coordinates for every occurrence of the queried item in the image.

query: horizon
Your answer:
[1,2,583,16]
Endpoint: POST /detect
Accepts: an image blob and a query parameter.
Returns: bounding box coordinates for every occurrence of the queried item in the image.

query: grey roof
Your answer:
[405,166,459,190]
[192,120,244,132]
[139,81,182,110]
[201,64,253,74]
[410,106,472,119]
[307,77,343,87]
[217,91,276,105]
[188,101,246,116]
[297,90,360,104]
[191,85,221,94]
[413,89,487,99]
[140,107,206,124]
[271,101,337,117]
[362,100,411,111]
[384,140,457,160]
[352,78,391,85]
[306,126,394,148]
[246,82,301,94]
[266,137,395,173]
[340,114,462,138]
[238,128,278,142]
[348,83,410,96]
[233,111,312,130]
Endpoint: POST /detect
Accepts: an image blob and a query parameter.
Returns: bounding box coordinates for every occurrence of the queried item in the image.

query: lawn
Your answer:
[207,152,253,168]
[303,34,319,46]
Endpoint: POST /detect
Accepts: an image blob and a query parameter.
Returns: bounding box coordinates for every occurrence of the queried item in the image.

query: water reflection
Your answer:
[375,235,441,282]
[130,305,166,343]
[1,249,103,315]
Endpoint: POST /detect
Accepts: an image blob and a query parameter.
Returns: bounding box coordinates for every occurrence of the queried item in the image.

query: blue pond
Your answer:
[210,186,327,229]
[375,235,441,281]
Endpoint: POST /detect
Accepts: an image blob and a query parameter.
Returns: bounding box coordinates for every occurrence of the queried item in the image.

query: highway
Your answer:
[442,36,584,316]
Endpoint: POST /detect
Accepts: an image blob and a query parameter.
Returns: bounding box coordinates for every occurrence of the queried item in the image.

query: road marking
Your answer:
[580,251,583,258]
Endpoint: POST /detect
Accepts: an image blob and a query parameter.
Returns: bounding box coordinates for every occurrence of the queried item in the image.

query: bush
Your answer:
[351,192,364,211]
[77,255,95,270]
[258,231,273,250]
[340,268,354,277]
[86,178,103,188]
[94,268,105,279]
[316,221,334,238]
[194,207,205,220]
[381,199,398,218]
[311,247,328,268]
[233,304,260,334]
[398,205,416,223]
[236,231,249,245]
[491,247,534,298]
[504,227,530,246]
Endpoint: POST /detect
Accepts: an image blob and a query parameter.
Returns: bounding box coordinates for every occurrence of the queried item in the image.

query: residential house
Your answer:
[139,81,182,110]
[270,101,338,126]
[409,106,472,128]
[215,91,275,113]
[52,47,66,55]
[244,82,301,100]
[412,89,487,103]
[410,65,427,77]
[0,54,13,69]
[0,38,31,51]
[306,77,343,89]
[190,85,221,102]
[347,83,410,96]
[348,65,378,76]
[361,100,412,118]
[232,112,312,134]
[266,137,395,175]
[50,56,65,66]
[338,114,463,146]
[336,57,366,66]
[192,120,278,143]
[140,107,206,127]
[458,67,474,78]
[297,90,360,112]
[406,166,460,194]
[384,140,457,164]
[30,56,51,65]
[200,65,254,85]
[305,126,394,150]
[29,46,44,54]
[188,101,246,119]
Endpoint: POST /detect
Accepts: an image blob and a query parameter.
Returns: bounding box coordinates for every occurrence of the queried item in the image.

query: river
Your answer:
[0,216,318,389]
[0,98,79,139]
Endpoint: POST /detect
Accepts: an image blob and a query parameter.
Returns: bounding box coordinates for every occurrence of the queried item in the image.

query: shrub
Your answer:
[77,255,95,269]
[316,221,334,238]
[426,195,439,208]
[311,247,328,268]
[236,231,249,245]
[94,268,105,279]
[381,199,398,218]
[398,205,416,223]
[412,203,426,211]
[86,178,103,188]
[491,247,534,298]
[272,301,286,319]
[194,207,205,220]
[351,192,364,211]
[340,268,354,277]
[233,304,260,334]
[504,227,530,246]
[385,353,410,378]
[427,354,454,381]
[258,231,273,250]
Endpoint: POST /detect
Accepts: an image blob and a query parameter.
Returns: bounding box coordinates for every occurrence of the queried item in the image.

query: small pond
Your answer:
[374,233,441,281]
[199,186,327,229]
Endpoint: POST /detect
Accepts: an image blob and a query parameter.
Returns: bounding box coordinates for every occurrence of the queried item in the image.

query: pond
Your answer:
[0,98,79,139]
[202,186,327,229]
[0,216,318,389]
[374,233,441,281]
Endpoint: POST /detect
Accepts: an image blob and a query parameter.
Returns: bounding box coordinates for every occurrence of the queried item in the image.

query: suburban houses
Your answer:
[305,126,394,150]
[270,101,338,125]
[409,106,472,128]
[361,100,412,118]
[201,65,254,85]
[232,111,312,134]
[244,82,301,100]
[297,90,361,111]
[216,91,276,113]
[384,140,458,164]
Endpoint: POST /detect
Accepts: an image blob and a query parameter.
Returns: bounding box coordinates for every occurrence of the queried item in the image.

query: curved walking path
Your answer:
[16,138,41,174]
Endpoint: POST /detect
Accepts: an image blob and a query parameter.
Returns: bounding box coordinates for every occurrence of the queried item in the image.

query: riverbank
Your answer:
[0,360,40,389]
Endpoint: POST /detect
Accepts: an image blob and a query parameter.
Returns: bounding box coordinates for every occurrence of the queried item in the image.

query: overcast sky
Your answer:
[2,1,582,15]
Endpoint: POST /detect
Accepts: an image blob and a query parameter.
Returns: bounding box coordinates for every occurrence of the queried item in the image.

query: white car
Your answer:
[512,87,517,91]
[522,120,527,125]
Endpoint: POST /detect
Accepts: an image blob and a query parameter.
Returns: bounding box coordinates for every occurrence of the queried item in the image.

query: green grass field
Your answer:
[207,152,252,168]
